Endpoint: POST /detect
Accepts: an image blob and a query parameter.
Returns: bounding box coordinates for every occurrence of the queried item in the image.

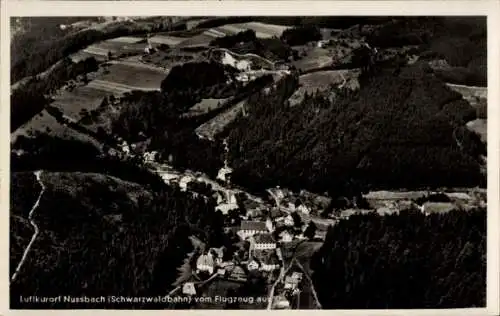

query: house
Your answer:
[291,272,303,281]
[196,253,215,275]
[227,265,247,282]
[250,233,276,251]
[216,203,239,215]
[246,208,263,219]
[217,268,226,276]
[260,255,280,272]
[265,217,274,232]
[273,295,290,309]
[284,214,294,226]
[284,276,300,290]
[216,166,233,183]
[225,190,238,205]
[209,248,224,266]
[239,221,268,239]
[143,151,157,163]
[247,260,260,271]
[279,230,293,243]
[214,191,225,204]
[297,204,311,215]
[182,282,196,295]
[179,175,194,191]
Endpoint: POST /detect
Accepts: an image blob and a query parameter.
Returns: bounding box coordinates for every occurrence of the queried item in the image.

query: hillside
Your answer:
[226,62,485,196]
[10,171,221,308]
[311,209,486,308]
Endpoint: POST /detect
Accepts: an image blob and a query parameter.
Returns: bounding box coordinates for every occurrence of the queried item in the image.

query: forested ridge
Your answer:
[225,62,485,197]
[10,170,224,308]
[311,209,486,308]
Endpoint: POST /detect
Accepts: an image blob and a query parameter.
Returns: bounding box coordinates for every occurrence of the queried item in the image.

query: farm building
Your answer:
[196,253,215,275]
[239,221,268,239]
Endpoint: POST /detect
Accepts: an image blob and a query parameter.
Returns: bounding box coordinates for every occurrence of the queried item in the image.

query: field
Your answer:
[11,110,103,150]
[90,62,165,91]
[216,22,290,39]
[106,36,144,44]
[195,100,246,140]
[149,34,186,46]
[288,69,360,106]
[291,47,334,72]
[50,86,111,120]
[177,33,214,48]
[299,69,361,93]
[70,39,147,62]
[141,50,201,69]
[445,83,487,107]
[184,98,229,117]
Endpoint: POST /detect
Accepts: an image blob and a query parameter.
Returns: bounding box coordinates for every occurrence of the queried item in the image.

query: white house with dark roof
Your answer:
[279,230,293,243]
[239,221,268,239]
[196,253,215,275]
[250,233,277,251]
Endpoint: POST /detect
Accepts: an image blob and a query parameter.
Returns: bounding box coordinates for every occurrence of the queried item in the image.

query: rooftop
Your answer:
[240,221,267,231]
[196,254,214,267]
[253,233,275,244]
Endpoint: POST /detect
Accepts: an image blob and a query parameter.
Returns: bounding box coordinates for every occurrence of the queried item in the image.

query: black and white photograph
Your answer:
[6,10,495,311]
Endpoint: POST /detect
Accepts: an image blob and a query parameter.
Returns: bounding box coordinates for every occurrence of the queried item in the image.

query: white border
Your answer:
[1,1,499,316]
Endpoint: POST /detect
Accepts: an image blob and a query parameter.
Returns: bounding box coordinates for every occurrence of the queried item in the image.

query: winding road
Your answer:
[10,170,45,283]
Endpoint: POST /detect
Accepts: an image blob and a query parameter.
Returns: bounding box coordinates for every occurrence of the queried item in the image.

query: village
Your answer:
[110,134,487,310]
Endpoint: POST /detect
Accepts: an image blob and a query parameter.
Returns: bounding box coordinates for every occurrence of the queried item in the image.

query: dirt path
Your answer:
[10,170,45,283]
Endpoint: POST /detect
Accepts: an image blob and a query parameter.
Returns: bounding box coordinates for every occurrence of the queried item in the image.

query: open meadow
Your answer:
[11,110,103,150]
[92,62,165,91]
[51,86,111,120]
[216,22,290,39]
